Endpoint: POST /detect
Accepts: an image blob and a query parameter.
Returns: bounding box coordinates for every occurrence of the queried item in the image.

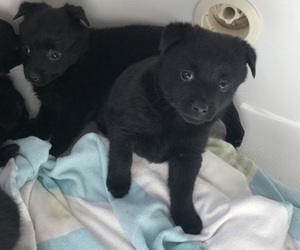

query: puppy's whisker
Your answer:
[162,107,176,116]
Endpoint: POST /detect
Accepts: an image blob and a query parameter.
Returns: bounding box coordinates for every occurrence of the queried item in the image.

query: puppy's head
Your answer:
[13,2,90,86]
[0,74,28,140]
[0,19,21,72]
[158,23,256,125]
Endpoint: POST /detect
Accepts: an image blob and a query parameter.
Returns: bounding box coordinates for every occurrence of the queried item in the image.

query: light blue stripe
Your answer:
[14,137,51,189]
[250,169,300,240]
[107,180,205,250]
[249,169,285,202]
[37,228,104,250]
[268,175,300,241]
[38,133,110,203]
[268,175,300,208]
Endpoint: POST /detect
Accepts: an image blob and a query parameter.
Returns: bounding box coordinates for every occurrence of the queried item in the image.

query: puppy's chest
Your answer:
[34,81,93,109]
[133,122,187,163]
[133,130,172,163]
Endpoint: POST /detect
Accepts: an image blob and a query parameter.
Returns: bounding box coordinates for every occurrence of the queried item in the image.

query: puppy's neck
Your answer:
[145,62,176,116]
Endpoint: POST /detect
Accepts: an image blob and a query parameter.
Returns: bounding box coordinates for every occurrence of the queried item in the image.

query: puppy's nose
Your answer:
[28,72,40,82]
[192,103,209,114]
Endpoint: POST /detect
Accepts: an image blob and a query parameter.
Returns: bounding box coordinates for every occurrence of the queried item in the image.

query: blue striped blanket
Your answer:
[0,133,299,250]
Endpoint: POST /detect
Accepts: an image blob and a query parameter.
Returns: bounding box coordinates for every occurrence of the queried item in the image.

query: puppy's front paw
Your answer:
[171,209,202,235]
[106,171,131,198]
[225,123,245,148]
[49,143,69,157]
[0,144,20,167]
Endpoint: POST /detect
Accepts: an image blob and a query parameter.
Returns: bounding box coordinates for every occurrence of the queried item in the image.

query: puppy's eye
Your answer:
[47,50,62,61]
[218,80,231,92]
[22,45,31,55]
[180,70,194,82]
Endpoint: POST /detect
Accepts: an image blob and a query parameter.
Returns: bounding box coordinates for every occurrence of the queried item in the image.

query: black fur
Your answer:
[0,74,28,166]
[104,23,256,234]
[0,19,23,250]
[0,189,20,250]
[222,102,245,146]
[14,2,246,156]
[0,19,27,167]
[0,19,22,73]
[14,2,162,156]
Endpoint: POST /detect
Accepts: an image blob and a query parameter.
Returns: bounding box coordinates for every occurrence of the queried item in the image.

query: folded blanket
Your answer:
[1,134,299,250]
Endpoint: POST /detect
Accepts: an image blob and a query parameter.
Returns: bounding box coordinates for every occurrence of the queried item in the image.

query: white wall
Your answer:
[1,0,299,189]
[235,0,300,189]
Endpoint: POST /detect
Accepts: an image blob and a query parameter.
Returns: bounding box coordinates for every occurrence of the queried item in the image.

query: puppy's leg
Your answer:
[106,133,134,198]
[0,144,19,167]
[49,125,83,157]
[0,188,20,250]
[221,102,245,147]
[15,105,56,140]
[168,156,202,234]
[49,133,76,157]
[49,110,92,157]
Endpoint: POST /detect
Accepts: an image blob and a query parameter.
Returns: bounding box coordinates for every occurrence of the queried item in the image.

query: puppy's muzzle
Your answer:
[25,70,50,86]
[180,101,215,125]
[27,72,41,83]
[192,103,209,115]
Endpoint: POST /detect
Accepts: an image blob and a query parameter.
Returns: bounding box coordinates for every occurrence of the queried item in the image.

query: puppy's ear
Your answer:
[13,2,50,20]
[63,4,90,27]
[159,22,193,52]
[244,42,257,78]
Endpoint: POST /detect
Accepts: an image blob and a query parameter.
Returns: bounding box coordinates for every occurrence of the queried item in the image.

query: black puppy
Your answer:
[14,2,245,156]
[13,2,163,156]
[0,19,26,167]
[104,23,256,234]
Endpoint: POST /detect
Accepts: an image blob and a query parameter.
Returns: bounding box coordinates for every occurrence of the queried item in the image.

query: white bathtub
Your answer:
[1,0,299,190]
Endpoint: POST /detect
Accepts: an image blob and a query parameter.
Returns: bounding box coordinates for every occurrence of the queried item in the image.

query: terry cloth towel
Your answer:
[0,133,299,250]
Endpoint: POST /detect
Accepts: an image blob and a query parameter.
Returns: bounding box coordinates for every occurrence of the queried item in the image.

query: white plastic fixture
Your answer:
[193,0,262,44]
